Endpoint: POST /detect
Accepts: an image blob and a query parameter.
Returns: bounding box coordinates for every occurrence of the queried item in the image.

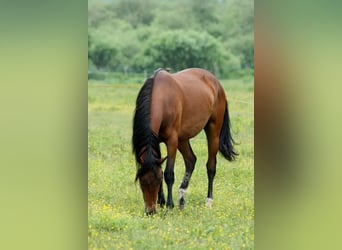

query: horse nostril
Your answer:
[146,210,156,216]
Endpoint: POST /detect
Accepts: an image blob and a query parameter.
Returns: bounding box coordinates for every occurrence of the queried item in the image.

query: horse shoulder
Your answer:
[150,73,183,138]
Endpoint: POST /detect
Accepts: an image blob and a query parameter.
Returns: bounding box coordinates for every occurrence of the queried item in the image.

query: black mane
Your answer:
[132,69,164,181]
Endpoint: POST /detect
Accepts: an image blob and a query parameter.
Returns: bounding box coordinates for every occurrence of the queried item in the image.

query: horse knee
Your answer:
[164,169,174,185]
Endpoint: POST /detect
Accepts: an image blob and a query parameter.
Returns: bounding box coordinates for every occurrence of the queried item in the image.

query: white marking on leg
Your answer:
[179,188,187,200]
[206,198,213,208]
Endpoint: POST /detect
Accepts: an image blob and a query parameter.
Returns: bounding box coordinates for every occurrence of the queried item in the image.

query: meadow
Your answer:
[88,79,254,249]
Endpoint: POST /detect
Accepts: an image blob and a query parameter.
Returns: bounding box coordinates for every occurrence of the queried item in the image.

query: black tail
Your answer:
[219,103,238,161]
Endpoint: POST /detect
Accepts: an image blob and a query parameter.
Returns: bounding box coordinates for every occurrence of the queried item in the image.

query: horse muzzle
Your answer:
[145,204,156,215]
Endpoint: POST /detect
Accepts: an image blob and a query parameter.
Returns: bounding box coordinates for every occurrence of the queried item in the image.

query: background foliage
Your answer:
[88,0,254,79]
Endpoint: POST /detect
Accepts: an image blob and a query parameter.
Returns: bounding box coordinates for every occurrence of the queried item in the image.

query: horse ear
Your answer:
[157,156,167,165]
[139,155,144,164]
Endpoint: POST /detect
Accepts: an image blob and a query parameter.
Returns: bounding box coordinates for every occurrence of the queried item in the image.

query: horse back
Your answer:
[151,68,225,140]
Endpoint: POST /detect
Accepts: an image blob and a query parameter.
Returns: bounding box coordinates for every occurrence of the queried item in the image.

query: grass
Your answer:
[88,79,254,249]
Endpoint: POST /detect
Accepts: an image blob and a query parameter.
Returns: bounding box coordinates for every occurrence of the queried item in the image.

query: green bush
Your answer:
[89,41,118,70]
[141,30,224,73]
[88,0,254,79]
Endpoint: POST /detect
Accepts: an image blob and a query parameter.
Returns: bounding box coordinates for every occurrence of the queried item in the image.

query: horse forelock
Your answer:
[133,70,164,181]
[135,144,161,182]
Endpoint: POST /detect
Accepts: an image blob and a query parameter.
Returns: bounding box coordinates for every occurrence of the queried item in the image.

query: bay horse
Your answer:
[132,68,237,215]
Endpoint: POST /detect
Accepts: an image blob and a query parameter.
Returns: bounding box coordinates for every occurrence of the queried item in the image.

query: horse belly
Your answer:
[178,108,211,140]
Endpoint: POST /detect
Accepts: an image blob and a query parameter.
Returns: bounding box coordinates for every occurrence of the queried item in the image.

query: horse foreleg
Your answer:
[164,137,178,209]
[157,179,165,207]
[164,159,175,209]
[178,140,197,209]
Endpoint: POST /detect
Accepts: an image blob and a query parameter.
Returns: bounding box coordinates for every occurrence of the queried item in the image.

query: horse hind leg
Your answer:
[204,121,220,208]
[178,140,197,209]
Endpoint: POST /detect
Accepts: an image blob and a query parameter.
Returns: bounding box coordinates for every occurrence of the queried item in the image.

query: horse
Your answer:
[132,68,237,215]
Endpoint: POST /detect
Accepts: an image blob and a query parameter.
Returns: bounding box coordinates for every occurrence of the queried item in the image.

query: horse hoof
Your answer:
[179,197,185,210]
[206,198,213,208]
[158,200,166,208]
[167,203,174,209]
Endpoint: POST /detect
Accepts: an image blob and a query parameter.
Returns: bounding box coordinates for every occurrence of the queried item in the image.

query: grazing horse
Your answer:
[132,68,237,215]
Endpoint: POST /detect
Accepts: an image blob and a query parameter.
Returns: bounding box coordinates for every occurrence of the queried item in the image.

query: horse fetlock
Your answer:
[158,195,166,207]
[206,198,213,208]
[179,188,187,209]
[178,188,187,200]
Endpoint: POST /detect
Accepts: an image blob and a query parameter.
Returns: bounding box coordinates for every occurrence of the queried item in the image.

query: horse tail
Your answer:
[219,102,238,161]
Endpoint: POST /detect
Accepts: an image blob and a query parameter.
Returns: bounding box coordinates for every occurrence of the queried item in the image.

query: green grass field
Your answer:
[88,80,254,249]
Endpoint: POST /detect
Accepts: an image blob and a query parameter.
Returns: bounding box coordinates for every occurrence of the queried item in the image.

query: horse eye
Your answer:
[139,178,150,186]
[140,175,162,187]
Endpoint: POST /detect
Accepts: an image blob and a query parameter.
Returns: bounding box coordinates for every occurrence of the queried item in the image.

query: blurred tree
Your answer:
[111,0,156,28]
[87,0,254,78]
[89,40,118,70]
[142,30,224,73]
[190,0,219,28]
[220,0,254,70]
[88,34,92,59]
[152,8,195,30]
[234,36,254,69]
[88,1,116,29]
